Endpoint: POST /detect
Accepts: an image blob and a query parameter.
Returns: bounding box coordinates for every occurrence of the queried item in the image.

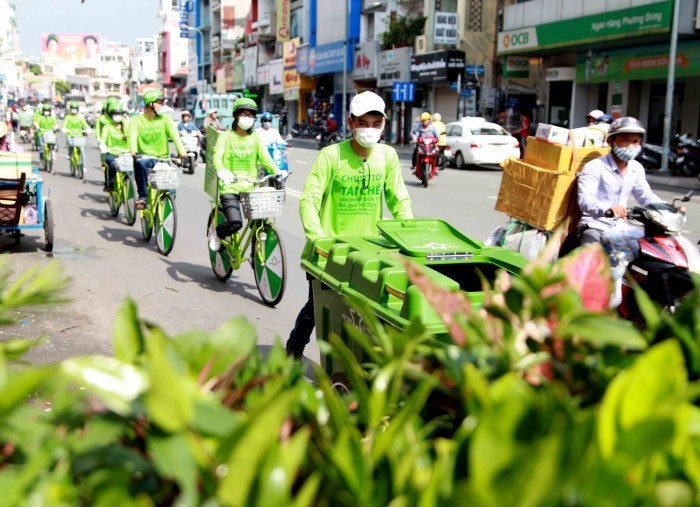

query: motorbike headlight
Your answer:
[649,208,687,232]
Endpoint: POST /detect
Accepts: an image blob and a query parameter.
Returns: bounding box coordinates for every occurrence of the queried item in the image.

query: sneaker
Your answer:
[208,231,221,252]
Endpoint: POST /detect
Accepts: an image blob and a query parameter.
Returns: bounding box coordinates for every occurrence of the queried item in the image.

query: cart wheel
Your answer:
[252,221,286,306]
[207,208,233,281]
[123,175,137,226]
[44,200,54,252]
[155,193,177,256]
[330,372,352,396]
[140,209,153,242]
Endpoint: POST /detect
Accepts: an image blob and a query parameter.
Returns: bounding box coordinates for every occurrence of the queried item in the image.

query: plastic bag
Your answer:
[602,225,643,280]
[489,220,551,261]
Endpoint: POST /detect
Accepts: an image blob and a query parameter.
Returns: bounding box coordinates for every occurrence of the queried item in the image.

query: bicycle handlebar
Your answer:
[217,170,287,186]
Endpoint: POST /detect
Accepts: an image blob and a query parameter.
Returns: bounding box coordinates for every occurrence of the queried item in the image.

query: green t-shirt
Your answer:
[96,114,112,140]
[213,130,278,194]
[102,122,130,154]
[37,115,58,133]
[128,113,186,159]
[299,140,413,243]
[63,113,90,137]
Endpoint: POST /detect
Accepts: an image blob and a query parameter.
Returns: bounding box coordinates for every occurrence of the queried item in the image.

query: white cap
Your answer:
[587,109,604,120]
[208,108,218,115]
[349,91,386,118]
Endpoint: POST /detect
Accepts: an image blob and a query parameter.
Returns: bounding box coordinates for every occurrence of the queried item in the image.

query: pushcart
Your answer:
[0,167,54,251]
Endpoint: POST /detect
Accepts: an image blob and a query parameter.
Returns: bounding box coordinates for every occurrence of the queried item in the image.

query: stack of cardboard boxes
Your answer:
[495,124,610,231]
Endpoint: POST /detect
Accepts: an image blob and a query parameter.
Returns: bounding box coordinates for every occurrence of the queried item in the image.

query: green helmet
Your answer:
[107,101,124,115]
[42,104,52,112]
[68,101,79,110]
[232,97,257,115]
[143,89,165,107]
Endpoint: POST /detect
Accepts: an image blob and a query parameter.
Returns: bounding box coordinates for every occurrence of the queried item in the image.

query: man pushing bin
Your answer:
[286,91,414,360]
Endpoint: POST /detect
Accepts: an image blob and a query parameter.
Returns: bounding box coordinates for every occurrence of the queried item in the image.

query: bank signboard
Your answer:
[498,1,672,55]
[503,56,529,78]
[575,40,700,83]
[307,41,352,75]
[410,50,465,84]
[377,47,412,87]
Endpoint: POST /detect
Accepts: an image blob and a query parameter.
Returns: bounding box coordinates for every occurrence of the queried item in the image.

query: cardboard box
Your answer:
[496,158,577,231]
[535,123,570,145]
[0,152,33,180]
[525,137,573,172]
[571,146,610,174]
[570,127,606,148]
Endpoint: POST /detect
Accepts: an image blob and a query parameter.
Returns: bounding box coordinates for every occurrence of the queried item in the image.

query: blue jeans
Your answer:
[133,157,158,200]
[103,154,117,187]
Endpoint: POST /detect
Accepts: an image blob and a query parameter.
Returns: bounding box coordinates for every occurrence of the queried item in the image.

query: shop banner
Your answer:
[497,1,672,55]
[575,40,700,84]
[276,0,291,42]
[283,38,300,89]
[410,50,465,84]
[434,11,458,45]
[257,64,269,87]
[269,59,284,95]
[377,47,412,87]
[308,41,351,75]
[352,41,378,80]
[40,33,102,64]
[297,45,309,74]
[503,55,529,78]
[244,46,257,87]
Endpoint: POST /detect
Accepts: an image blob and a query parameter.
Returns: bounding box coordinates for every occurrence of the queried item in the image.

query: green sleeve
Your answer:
[81,117,90,131]
[257,135,278,174]
[299,150,335,242]
[382,147,413,219]
[166,116,187,156]
[95,116,102,139]
[128,116,138,154]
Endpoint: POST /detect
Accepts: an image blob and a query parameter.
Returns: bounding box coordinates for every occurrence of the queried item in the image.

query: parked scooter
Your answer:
[636,134,681,174]
[179,131,200,174]
[603,191,699,321]
[676,134,700,177]
[315,128,344,150]
[414,137,440,188]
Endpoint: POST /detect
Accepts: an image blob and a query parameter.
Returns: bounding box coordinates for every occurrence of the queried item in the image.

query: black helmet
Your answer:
[607,117,645,143]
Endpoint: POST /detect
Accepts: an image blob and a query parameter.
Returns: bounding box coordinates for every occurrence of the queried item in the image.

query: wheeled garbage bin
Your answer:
[301,219,527,379]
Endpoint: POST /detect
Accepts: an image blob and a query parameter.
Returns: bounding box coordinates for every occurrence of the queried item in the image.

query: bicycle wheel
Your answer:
[43,199,54,252]
[252,221,286,306]
[123,175,137,226]
[108,189,120,217]
[207,208,233,281]
[155,193,177,256]
[77,150,84,179]
[69,149,76,177]
[140,209,153,242]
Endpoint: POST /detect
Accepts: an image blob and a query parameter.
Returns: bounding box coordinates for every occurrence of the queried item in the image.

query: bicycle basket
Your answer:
[71,137,87,148]
[239,188,286,219]
[42,132,56,144]
[148,165,180,190]
[115,154,134,173]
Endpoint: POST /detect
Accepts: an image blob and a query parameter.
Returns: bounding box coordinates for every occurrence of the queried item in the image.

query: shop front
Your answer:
[306,40,353,123]
[410,49,466,124]
[377,47,413,145]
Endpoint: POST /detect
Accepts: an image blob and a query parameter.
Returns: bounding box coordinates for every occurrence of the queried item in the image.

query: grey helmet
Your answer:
[607,117,645,143]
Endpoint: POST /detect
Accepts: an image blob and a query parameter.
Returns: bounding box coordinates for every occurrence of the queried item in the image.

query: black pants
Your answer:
[217,193,243,238]
[104,154,117,188]
[287,280,315,354]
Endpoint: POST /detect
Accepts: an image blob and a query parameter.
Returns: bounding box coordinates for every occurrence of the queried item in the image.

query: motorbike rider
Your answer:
[286,91,413,360]
[323,113,339,141]
[62,101,91,158]
[36,104,59,161]
[577,117,669,245]
[177,111,200,136]
[585,109,605,126]
[256,112,287,146]
[208,98,280,251]
[17,103,35,139]
[411,112,440,169]
[99,102,130,192]
[431,112,447,168]
[203,109,226,131]
[129,89,187,209]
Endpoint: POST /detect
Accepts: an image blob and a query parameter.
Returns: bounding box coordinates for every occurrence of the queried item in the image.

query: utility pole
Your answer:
[661,0,680,173]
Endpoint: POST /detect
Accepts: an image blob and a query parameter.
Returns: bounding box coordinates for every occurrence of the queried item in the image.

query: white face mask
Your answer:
[262,121,271,129]
[238,116,255,130]
[354,127,383,148]
[112,114,123,123]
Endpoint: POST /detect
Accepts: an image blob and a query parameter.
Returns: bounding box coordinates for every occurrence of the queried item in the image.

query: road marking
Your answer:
[294,159,308,164]
[487,196,497,199]
[286,188,302,198]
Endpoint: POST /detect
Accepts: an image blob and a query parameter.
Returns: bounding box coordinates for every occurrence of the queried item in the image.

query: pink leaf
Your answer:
[557,244,613,313]
[401,258,471,346]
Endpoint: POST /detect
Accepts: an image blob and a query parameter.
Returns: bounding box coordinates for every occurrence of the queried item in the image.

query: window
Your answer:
[447,125,462,137]
[471,127,509,136]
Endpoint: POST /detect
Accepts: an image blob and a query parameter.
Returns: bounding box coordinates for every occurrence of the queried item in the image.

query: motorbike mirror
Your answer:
[673,190,693,208]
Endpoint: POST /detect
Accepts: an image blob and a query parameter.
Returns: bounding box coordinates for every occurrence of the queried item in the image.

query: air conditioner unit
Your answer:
[415,35,427,54]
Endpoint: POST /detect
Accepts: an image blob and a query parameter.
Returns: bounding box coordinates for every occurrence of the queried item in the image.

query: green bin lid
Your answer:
[377,219,483,258]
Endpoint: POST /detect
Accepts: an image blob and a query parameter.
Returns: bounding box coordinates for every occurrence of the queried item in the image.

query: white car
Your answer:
[444,117,521,169]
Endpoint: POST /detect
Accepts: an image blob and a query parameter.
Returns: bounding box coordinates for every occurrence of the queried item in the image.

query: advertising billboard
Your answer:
[283,38,300,89]
[40,33,102,65]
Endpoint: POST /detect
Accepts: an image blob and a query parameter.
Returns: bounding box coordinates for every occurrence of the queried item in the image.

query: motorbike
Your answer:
[636,134,681,174]
[603,191,699,321]
[267,140,291,190]
[315,128,343,149]
[675,134,700,177]
[179,131,200,174]
[18,126,34,145]
[414,137,440,188]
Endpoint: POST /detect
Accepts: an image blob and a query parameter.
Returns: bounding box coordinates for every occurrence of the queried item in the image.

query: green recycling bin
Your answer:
[301,219,527,379]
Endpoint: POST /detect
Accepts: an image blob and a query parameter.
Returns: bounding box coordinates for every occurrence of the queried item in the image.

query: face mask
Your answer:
[354,127,383,148]
[112,115,123,123]
[43,112,50,116]
[238,116,255,130]
[70,109,78,114]
[612,144,642,162]
[262,121,271,129]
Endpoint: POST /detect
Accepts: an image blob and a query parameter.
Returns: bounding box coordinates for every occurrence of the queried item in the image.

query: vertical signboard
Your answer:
[352,41,378,80]
[434,12,458,45]
[244,46,258,87]
[269,59,284,94]
[283,38,300,89]
[276,0,291,42]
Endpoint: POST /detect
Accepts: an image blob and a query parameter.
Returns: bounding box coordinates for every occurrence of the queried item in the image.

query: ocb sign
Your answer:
[497,27,538,53]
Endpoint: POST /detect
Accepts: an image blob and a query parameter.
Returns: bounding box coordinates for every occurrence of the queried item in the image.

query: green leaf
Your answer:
[60,356,148,416]
[112,298,144,364]
[557,314,647,350]
[191,397,240,438]
[0,366,55,415]
[148,433,199,506]
[291,472,322,507]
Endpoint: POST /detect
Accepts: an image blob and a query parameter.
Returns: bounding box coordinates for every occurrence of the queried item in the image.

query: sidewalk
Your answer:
[291,137,700,193]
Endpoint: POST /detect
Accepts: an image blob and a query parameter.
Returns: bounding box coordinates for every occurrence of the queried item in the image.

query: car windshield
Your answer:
[470,127,509,136]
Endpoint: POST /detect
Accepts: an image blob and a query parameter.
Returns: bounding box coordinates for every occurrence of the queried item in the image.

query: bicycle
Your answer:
[68,135,88,179]
[106,153,137,226]
[207,172,288,306]
[41,131,58,173]
[138,157,180,256]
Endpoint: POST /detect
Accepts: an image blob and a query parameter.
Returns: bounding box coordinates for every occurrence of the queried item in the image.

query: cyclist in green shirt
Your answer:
[100,102,130,191]
[286,91,413,359]
[62,101,91,158]
[36,104,59,161]
[208,97,281,251]
[129,89,187,208]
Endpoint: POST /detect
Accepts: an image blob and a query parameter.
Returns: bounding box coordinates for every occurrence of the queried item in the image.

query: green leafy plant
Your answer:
[380,15,427,50]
